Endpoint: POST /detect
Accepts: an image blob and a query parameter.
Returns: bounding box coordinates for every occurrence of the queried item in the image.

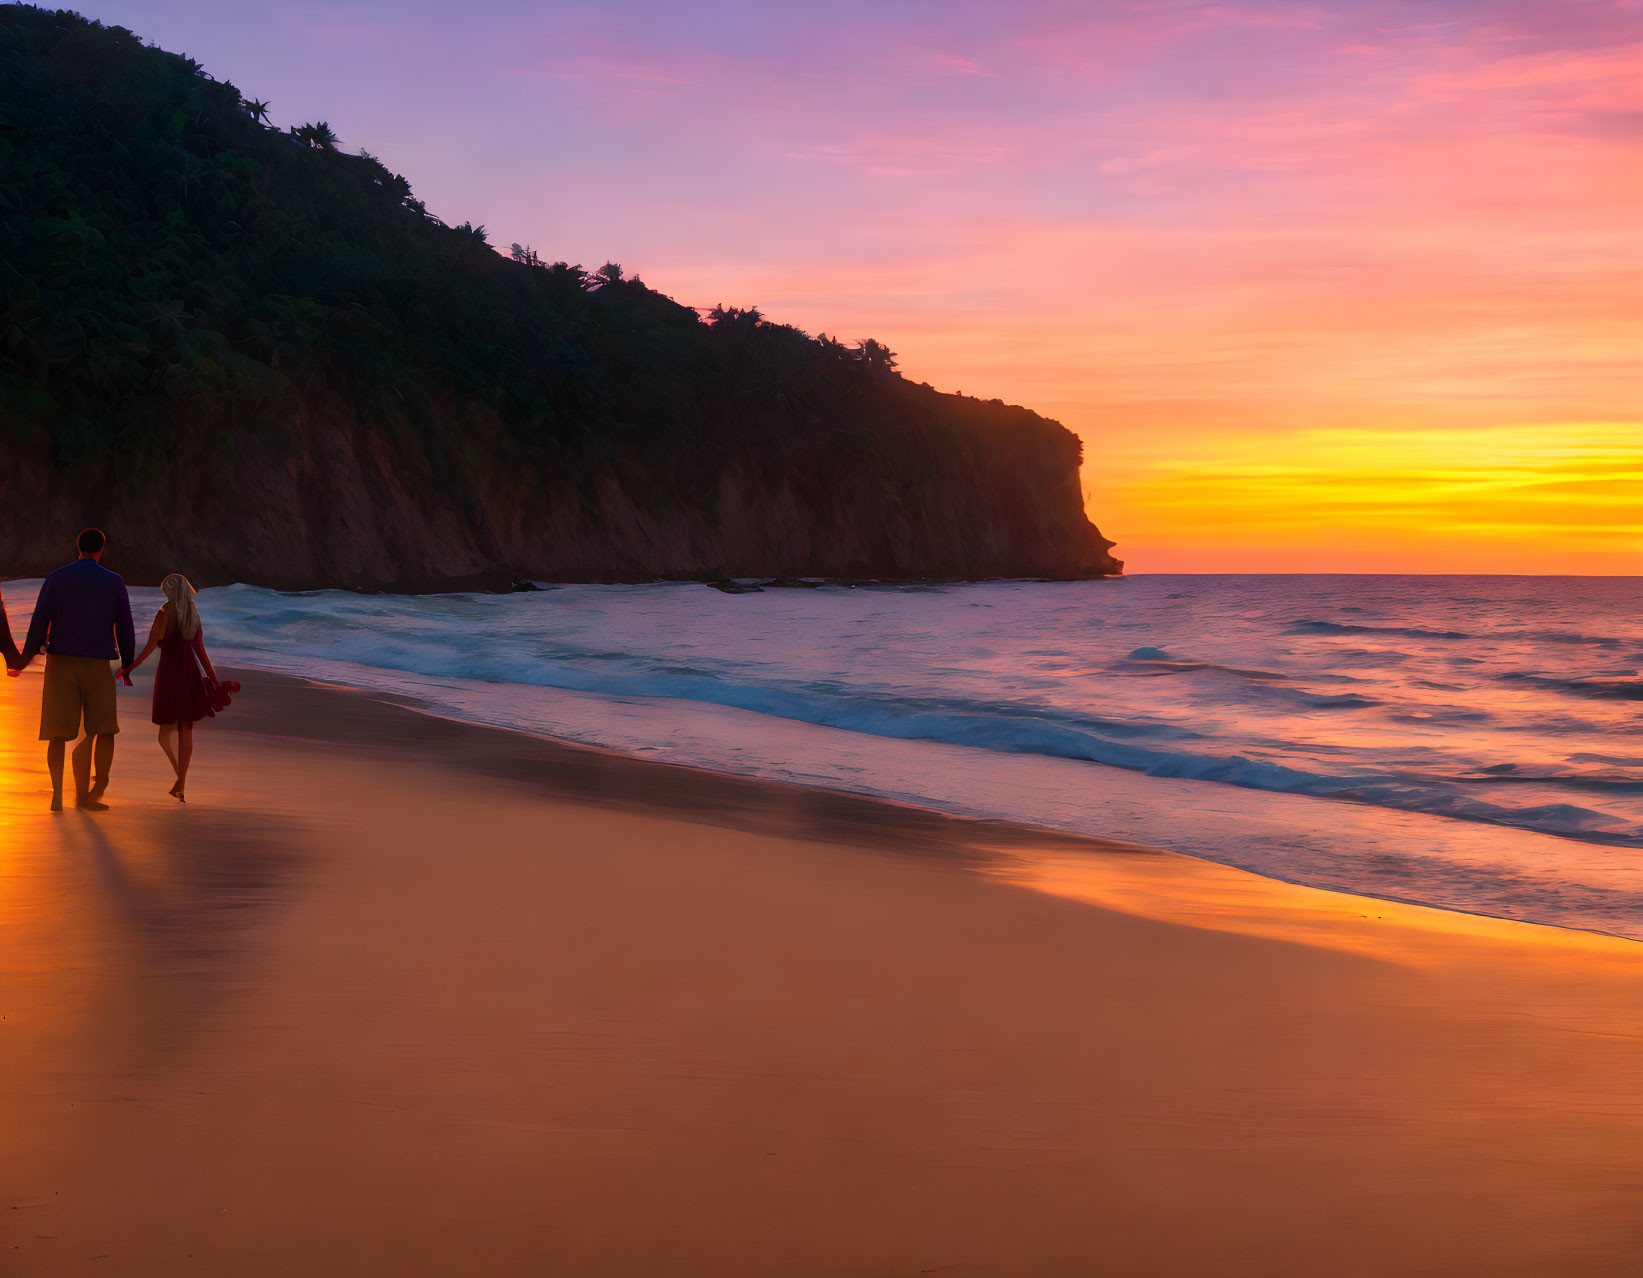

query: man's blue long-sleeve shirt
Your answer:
[19,559,136,671]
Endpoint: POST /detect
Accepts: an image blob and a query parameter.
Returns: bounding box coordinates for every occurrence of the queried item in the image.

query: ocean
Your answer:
[16,574,1641,938]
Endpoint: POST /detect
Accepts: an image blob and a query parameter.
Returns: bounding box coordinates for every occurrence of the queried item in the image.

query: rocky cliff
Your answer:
[0,6,1119,589]
[0,388,1117,589]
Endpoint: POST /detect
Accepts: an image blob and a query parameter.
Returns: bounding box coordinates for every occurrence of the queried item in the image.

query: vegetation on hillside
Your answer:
[0,6,1084,478]
[0,6,1120,587]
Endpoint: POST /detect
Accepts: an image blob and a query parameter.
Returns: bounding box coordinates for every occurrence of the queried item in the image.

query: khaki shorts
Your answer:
[39,655,120,741]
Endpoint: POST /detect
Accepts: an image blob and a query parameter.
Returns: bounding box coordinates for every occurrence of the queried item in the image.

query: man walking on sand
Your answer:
[7,529,136,811]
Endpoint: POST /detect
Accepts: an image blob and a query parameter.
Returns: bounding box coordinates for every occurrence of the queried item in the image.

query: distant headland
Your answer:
[0,5,1120,589]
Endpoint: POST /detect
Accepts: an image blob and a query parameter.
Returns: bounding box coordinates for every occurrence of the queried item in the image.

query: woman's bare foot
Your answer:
[169,780,186,802]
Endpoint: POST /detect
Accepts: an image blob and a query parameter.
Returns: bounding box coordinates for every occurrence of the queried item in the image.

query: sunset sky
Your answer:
[91,0,1640,573]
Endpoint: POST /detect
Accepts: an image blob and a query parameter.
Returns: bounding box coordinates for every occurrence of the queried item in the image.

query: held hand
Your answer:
[118,668,133,686]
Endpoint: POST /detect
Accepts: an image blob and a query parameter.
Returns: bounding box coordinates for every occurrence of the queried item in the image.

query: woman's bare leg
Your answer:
[158,724,179,779]
[175,723,194,797]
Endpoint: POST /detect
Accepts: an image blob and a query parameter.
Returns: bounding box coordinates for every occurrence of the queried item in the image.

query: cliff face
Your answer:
[0,391,1118,589]
[0,6,1119,589]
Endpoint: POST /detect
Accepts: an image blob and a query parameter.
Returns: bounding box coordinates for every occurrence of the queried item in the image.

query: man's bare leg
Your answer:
[87,733,115,800]
[45,739,66,812]
[70,734,92,795]
[70,735,106,811]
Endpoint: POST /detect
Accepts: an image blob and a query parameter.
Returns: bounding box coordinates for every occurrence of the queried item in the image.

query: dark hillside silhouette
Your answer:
[0,5,1120,587]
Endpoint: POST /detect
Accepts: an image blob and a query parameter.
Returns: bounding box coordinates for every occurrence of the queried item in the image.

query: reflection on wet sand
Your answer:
[3,668,1641,1277]
[2,667,303,1271]
[2,669,302,1027]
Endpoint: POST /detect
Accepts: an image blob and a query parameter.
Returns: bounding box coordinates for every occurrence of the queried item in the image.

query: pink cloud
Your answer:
[923,51,1000,77]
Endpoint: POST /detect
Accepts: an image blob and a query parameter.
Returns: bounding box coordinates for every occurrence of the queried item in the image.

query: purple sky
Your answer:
[78,0,1642,571]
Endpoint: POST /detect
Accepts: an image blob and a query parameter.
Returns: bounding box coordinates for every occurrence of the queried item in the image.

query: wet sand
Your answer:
[1,667,1640,1277]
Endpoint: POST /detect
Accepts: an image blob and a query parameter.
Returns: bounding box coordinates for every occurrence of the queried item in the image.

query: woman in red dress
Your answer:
[125,574,220,801]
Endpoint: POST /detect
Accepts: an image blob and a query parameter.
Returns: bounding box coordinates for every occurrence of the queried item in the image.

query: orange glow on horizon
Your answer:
[1083,423,1642,575]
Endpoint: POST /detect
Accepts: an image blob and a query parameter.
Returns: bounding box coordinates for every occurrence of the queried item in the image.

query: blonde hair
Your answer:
[161,573,201,640]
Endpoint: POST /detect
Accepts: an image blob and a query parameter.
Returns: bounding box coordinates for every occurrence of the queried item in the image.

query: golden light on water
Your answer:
[991,842,1643,974]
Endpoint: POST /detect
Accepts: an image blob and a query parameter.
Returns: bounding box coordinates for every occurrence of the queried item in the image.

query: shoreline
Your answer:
[227,669,1643,949]
[225,663,1643,939]
[224,672,1643,976]
[2,665,1640,1275]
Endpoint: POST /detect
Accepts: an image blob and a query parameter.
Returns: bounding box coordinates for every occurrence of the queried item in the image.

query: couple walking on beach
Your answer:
[2,528,227,811]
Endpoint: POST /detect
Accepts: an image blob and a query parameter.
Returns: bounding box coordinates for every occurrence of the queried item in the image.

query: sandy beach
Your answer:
[2,665,1640,1277]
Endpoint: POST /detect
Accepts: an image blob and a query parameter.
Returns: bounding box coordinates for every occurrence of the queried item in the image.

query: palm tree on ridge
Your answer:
[290,122,339,151]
